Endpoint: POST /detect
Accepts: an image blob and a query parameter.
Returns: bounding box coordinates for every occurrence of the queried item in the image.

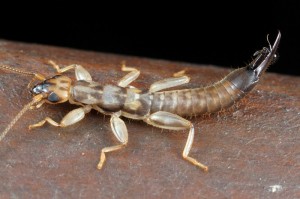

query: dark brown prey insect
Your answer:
[0,32,281,172]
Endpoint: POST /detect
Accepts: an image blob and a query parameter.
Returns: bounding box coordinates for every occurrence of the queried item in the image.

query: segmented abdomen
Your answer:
[150,79,245,116]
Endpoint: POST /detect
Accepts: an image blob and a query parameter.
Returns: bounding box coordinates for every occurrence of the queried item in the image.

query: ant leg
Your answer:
[149,76,190,93]
[28,105,92,129]
[144,111,208,171]
[48,60,92,81]
[97,114,128,169]
[117,62,140,87]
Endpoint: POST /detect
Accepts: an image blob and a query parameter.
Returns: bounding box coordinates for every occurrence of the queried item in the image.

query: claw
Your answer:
[249,31,281,76]
[225,32,281,93]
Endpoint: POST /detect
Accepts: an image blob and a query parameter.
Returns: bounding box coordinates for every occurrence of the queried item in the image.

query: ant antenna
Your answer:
[0,94,43,142]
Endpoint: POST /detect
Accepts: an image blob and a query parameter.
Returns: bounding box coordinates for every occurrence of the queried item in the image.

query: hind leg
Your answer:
[144,111,208,171]
[149,76,190,93]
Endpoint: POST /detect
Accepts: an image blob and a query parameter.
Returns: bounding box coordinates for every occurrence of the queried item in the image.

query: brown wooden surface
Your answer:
[0,40,299,199]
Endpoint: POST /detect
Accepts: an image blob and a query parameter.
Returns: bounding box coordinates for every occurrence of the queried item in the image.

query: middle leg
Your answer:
[97,114,129,169]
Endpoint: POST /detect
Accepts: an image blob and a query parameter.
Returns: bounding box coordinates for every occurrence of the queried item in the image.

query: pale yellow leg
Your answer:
[97,144,126,169]
[121,61,138,72]
[27,73,46,88]
[29,117,60,129]
[29,106,92,130]
[117,62,140,87]
[173,70,186,77]
[48,60,92,81]
[48,60,75,73]
[182,125,208,171]
[30,100,45,110]
[149,76,190,93]
[144,111,208,171]
[97,114,128,169]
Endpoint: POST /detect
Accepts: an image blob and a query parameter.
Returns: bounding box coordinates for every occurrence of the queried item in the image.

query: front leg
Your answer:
[29,105,92,129]
[48,60,92,81]
[144,111,208,171]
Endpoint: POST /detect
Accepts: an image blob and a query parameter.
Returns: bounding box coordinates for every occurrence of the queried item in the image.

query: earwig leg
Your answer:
[48,60,74,73]
[30,100,45,109]
[97,114,128,169]
[144,111,208,171]
[92,105,114,115]
[117,62,140,87]
[28,105,92,130]
[120,62,138,72]
[27,73,46,88]
[48,60,92,81]
[173,70,186,77]
[149,76,190,93]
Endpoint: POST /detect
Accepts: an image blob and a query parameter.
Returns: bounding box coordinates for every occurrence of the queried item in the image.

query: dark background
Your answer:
[0,1,299,76]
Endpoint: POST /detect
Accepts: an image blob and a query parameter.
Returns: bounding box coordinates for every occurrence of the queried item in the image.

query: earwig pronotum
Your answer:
[0,32,281,172]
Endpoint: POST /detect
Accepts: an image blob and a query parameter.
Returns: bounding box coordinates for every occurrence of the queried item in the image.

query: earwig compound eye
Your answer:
[48,92,60,103]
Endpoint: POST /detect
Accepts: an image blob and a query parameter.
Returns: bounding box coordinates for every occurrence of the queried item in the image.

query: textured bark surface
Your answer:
[0,40,299,199]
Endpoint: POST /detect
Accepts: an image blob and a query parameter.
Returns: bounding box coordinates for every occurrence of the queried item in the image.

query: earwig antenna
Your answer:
[0,94,43,142]
[0,64,36,76]
[0,65,46,88]
[0,64,46,80]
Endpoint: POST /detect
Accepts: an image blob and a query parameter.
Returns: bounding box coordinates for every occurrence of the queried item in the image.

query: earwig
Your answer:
[0,32,281,172]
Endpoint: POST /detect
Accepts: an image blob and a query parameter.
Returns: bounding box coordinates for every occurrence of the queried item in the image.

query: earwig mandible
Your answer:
[0,32,281,172]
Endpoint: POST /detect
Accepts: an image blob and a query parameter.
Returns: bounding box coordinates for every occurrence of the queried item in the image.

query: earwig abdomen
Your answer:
[150,69,249,116]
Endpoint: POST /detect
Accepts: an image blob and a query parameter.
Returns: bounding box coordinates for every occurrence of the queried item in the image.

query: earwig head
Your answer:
[247,31,281,77]
[0,66,72,142]
[31,75,72,104]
